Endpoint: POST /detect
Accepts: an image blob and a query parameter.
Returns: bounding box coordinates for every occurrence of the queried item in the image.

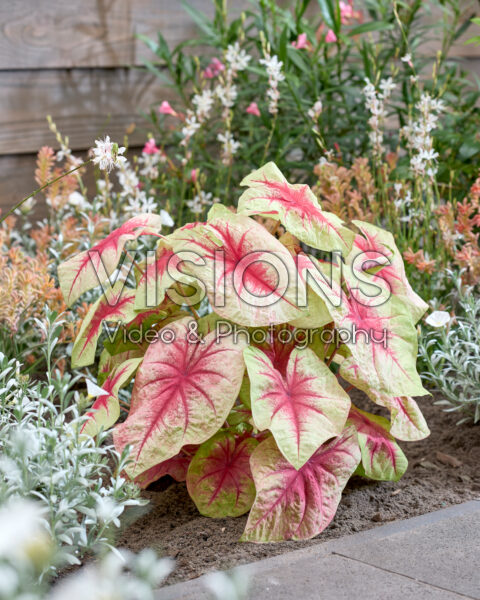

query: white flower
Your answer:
[69,191,91,212]
[259,54,285,82]
[193,88,215,121]
[186,197,204,215]
[259,53,285,115]
[379,77,396,99]
[225,42,251,72]
[215,83,238,109]
[401,53,412,64]
[160,209,174,227]
[425,310,451,328]
[0,498,49,562]
[181,111,201,146]
[92,136,126,172]
[308,99,323,120]
[217,132,241,165]
[86,379,108,398]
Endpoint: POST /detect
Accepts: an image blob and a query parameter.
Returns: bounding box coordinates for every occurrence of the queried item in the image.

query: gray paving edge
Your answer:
[155,499,480,600]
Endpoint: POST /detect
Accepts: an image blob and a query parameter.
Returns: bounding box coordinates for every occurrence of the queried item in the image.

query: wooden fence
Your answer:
[0,0,479,213]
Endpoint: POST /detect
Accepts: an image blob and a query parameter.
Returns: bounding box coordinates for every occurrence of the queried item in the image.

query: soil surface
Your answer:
[115,392,480,586]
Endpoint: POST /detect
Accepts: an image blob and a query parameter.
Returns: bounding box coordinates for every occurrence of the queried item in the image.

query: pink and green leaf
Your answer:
[351,220,428,324]
[238,162,354,255]
[241,427,360,542]
[71,282,137,368]
[347,404,408,481]
[80,358,142,437]
[134,241,189,310]
[113,317,246,478]
[97,348,144,386]
[58,214,164,306]
[171,206,305,326]
[244,346,351,469]
[187,431,258,518]
[370,394,430,441]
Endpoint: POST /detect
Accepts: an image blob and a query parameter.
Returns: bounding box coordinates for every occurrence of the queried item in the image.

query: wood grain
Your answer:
[0,0,247,70]
[0,68,177,155]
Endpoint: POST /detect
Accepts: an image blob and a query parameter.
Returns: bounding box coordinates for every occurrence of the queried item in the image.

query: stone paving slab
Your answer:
[155,500,480,600]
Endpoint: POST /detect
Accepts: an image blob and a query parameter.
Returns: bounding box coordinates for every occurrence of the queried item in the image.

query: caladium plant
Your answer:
[59,162,430,543]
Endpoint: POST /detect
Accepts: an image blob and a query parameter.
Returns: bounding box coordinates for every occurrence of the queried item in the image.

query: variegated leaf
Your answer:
[58,214,163,306]
[241,428,360,542]
[71,282,137,368]
[347,404,408,481]
[187,431,258,517]
[244,346,350,469]
[238,162,354,255]
[80,358,141,437]
[113,317,246,478]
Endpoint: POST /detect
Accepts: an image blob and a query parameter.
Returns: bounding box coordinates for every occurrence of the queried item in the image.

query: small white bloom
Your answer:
[92,136,127,172]
[193,88,215,121]
[86,379,108,398]
[308,99,323,120]
[217,132,241,165]
[379,77,396,99]
[181,111,201,145]
[186,196,204,215]
[69,191,91,211]
[160,209,174,227]
[225,42,251,72]
[401,53,412,64]
[215,83,238,109]
[425,310,451,328]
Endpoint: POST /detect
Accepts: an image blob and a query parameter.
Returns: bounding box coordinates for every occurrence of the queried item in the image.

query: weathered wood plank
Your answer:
[0,148,141,217]
[0,68,177,155]
[0,0,247,70]
[0,155,37,216]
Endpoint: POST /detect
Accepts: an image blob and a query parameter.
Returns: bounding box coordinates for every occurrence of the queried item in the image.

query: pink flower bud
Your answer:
[291,33,308,49]
[325,29,337,43]
[158,101,177,117]
[246,102,261,117]
[143,138,160,155]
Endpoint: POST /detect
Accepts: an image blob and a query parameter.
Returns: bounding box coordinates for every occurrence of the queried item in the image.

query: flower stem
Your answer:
[0,160,91,224]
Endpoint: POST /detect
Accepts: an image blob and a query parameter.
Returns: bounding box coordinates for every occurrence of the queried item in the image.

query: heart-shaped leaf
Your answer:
[134,241,189,310]
[58,214,163,306]
[187,431,258,517]
[306,255,427,397]
[347,404,408,481]
[171,207,304,326]
[238,162,354,255]
[369,394,430,441]
[72,282,137,368]
[244,346,350,469]
[241,427,360,542]
[80,358,141,437]
[113,317,246,478]
[350,220,428,324]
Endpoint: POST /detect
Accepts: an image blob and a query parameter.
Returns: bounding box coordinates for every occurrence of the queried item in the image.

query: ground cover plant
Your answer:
[420,281,480,424]
[59,161,431,542]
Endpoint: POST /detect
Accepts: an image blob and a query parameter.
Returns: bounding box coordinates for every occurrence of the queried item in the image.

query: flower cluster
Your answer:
[363,77,397,158]
[401,94,445,178]
[259,53,285,115]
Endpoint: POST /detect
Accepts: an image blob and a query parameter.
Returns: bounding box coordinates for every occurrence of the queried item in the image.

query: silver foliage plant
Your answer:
[420,286,480,424]
[0,312,145,574]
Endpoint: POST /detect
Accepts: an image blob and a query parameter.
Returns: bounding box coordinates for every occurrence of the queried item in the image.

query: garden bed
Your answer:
[115,391,480,585]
